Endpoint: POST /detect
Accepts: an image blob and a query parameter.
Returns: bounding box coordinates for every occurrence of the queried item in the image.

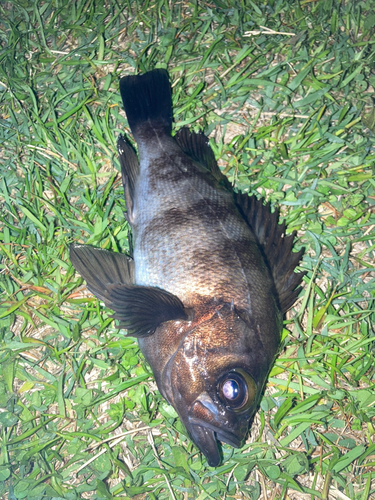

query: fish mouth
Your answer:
[188,418,242,467]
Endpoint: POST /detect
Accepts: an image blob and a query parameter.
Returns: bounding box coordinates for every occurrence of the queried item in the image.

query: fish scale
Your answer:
[134,145,265,312]
[69,68,305,467]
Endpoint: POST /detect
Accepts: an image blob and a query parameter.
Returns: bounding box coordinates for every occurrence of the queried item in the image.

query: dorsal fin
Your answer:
[234,193,306,313]
[174,127,305,312]
[174,128,229,185]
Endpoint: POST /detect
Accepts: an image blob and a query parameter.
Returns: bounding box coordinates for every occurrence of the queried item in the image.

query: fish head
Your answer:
[160,301,281,467]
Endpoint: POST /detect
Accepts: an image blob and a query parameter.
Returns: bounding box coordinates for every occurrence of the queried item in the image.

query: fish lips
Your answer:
[183,393,252,467]
[186,423,222,467]
[187,417,244,467]
[188,418,244,467]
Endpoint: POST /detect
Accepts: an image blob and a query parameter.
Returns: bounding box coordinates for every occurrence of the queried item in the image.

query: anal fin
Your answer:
[117,135,139,224]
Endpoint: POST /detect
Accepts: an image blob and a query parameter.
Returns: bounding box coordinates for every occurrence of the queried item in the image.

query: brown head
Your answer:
[140,299,282,466]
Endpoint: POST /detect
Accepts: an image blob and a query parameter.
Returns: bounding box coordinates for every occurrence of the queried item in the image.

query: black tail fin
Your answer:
[119,69,172,138]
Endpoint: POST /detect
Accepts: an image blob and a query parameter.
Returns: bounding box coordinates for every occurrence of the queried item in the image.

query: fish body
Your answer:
[70,69,304,466]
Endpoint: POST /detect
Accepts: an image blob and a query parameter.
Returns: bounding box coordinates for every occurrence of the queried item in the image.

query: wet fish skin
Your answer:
[70,69,304,467]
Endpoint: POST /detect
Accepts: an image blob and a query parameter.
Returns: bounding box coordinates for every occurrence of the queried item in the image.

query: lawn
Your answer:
[0,0,375,499]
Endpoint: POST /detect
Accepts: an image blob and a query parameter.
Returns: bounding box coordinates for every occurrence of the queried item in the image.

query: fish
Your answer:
[69,69,305,467]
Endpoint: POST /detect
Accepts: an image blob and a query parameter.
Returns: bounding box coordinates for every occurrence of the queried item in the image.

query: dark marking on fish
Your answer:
[147,154,190,190]
[141,198,236,241]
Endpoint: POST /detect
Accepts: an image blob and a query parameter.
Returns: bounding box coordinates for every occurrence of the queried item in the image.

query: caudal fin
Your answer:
[119,69,172,138]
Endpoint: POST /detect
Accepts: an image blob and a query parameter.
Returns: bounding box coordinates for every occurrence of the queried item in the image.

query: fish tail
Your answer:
[119,69,172,137]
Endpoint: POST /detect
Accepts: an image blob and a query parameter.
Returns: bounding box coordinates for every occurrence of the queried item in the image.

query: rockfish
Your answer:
[70,69,304,466]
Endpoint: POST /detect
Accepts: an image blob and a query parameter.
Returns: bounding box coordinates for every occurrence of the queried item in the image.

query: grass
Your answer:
[0,0,375,498]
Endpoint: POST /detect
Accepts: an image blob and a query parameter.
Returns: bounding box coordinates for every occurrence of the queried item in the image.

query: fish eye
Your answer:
[218,370,257,412]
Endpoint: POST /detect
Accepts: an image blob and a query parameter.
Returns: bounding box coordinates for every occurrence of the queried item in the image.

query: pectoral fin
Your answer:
[69,244,187,337]
[104,283,188,337]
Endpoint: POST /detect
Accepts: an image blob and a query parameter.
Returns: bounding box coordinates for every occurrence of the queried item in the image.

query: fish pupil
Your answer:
[218,370,255,411]
[223,379,240,401]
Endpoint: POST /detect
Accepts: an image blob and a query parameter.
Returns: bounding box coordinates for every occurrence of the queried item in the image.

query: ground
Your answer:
[0,1,374,499]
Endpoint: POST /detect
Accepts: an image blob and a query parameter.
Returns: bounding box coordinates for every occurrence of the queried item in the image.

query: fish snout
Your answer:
[192,392,221,418]
[185,391,247,466]
[190,392,248,443]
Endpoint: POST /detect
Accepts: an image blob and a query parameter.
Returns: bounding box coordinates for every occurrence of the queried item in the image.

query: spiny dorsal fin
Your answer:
[234,194,306,313]
[173,128,305,311]
[69,244,187,337]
